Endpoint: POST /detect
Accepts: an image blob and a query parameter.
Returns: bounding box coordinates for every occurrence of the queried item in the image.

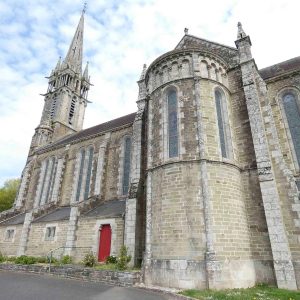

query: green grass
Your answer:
[93,263,140,272]
[94,263,117,270]
[180,285,300,300]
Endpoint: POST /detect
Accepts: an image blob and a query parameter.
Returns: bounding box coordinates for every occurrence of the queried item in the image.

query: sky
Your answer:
[0,0,299,185]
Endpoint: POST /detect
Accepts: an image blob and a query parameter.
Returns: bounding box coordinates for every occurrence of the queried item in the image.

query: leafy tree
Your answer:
[0,178,20,212]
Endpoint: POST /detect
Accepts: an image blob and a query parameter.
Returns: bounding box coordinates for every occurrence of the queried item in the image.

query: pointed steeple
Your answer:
[63,12,84,74]
[83,62,89,80]
[55,57,61,72]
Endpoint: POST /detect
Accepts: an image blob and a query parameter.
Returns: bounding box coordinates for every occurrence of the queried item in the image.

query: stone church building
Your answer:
[1,11,300,290]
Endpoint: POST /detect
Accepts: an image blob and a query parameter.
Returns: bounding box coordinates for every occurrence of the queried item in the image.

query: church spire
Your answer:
[63,11,85,74]
[30,8,91,152]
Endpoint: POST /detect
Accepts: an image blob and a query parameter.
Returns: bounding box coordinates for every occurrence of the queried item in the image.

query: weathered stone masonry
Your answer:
[0,15,300,291]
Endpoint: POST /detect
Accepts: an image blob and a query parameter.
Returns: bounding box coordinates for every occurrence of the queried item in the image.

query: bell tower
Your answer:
[30,9,91,153]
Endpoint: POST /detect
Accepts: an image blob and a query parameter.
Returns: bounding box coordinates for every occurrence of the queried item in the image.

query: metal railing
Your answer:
[46,246,93,272]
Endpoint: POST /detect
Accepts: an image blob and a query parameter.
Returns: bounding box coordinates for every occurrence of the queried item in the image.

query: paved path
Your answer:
[0,271,169,300]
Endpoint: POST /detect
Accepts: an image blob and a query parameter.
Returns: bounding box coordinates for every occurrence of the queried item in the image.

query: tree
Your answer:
[0,179,20,212]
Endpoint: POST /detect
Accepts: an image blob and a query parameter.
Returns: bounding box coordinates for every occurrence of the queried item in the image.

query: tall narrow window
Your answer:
[45,157,57,204]
[84,147,94,200]
[168,90,179,158]
[38,159,49,205]
[36,157,58,207]
[75,149,85,202]
[215,89,229,158]
[69,97,76,125]
[282,92,300,167]
[122,137,131,195]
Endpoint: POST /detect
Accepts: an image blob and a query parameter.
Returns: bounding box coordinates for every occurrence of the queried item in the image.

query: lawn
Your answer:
[180,285,300,300]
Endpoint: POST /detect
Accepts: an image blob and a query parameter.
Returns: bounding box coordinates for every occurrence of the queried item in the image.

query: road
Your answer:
[0,271,170,300]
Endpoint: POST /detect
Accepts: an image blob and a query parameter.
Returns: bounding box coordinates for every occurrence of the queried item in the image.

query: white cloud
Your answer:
[0,0,299,185]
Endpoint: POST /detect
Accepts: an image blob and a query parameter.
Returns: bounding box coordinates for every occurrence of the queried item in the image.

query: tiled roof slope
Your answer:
[37,112,136,153]
[32,207,71,223]
[0,213,26,226]
[83,199,125,218]
[259,56,300,80]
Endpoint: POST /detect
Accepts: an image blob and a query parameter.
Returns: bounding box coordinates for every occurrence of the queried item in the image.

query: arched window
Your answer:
[168,90,179,158]
[282,91,300,167]
[75,148,85,202]
[38,159,49,205]
[84,147,94,200]
[122,137,131,195]
[35,156,58,207]
[215,89,230,158]
[44,157,56,204]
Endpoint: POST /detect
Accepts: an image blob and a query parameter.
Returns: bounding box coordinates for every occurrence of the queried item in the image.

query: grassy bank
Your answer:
[180,284,300,300]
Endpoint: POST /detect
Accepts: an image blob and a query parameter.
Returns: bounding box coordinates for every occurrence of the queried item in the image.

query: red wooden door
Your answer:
[98,224,111,262]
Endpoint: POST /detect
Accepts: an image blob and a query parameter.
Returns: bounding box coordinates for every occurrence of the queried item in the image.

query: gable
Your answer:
[175,34,239,67]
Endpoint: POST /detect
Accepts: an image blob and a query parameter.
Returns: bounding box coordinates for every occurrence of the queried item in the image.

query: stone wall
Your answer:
[0,264,141,287]
[74,216,124,262]
[0,224,23,256]
[26,221,69,257]
[144,46,277,289]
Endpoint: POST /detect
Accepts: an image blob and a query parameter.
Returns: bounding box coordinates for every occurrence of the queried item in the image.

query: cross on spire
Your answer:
[82,2,87,14]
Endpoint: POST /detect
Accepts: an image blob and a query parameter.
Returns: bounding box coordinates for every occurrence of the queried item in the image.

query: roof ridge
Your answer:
[259,56,300,72]
[36,112,136,153]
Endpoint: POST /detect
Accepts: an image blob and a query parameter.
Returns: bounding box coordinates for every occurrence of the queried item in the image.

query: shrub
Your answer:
[106,255,117,264]
[61,255,72,265]
[15,255,36,265]
[116,246,131,270]
[35,256,47,264]
[83,252,96,267]
[6,256,16,263]
[0,252,5,263]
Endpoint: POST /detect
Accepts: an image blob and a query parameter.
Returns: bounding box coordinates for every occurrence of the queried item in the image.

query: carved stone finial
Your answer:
[237,22,246,39]
[139,64,147,81]
[184,28,189,35]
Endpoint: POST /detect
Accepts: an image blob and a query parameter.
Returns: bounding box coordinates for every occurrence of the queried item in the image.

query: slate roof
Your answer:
[32,207,71,223]
[0,213,26,226]
[259,56,300,80]
[37,112,136,153]
[83,200,126,218]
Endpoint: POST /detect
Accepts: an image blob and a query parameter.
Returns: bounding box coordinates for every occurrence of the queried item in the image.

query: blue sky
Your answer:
[0,0,299,185]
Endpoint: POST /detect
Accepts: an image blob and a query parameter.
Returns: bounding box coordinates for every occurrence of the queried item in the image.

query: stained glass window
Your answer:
[76,149,85,202]
[215,90,227,158]
[84,147,94,200]
[168,90,179,158]
[122,137,131,195]
[282,92,300,167]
